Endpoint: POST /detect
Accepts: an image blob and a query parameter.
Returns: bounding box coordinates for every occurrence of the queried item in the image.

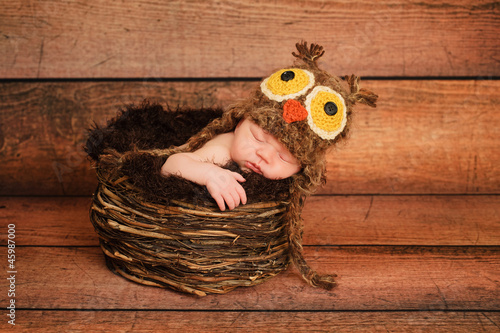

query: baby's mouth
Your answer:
[245,161,262,175]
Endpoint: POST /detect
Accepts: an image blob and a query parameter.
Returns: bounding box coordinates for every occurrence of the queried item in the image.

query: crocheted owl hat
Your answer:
[186,41,378,289]
[188,41,377,194]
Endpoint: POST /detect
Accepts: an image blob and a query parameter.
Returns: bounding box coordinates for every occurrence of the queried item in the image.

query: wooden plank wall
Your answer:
[1,0,499,331]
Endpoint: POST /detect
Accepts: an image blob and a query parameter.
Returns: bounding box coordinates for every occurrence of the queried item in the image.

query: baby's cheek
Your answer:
[280,163,300,179]
[239,140,257,153]
[267,165,284,180]
[232,144,250,161]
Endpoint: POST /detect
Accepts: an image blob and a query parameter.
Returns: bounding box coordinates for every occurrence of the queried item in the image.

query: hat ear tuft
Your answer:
[292,41,325,68]
[345,75,378,108]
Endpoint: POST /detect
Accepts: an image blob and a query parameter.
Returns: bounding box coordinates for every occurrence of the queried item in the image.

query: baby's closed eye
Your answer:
[277,151,295,164]
[278,153,288,163]
[251,129,265,143]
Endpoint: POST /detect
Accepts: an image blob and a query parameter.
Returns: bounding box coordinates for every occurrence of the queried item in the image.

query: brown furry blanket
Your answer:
[86,102,291,207]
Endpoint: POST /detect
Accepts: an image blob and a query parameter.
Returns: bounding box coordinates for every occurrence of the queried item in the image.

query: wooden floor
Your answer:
[0,195,499,331]
[1,0,499,331]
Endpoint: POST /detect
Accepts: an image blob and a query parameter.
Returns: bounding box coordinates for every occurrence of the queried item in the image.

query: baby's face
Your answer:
[230,118,301,180]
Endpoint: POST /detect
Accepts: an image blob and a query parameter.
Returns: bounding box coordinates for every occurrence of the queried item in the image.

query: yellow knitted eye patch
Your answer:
[261,68,315,102]
[305,86,347,140]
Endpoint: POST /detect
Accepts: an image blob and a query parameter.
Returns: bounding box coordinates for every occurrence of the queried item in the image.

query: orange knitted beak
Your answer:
[283,99,308,123]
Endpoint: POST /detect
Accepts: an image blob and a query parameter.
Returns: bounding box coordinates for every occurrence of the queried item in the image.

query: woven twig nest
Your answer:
[90,164,291,296]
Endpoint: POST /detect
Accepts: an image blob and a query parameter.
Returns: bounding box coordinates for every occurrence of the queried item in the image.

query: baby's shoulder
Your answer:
[204,132,234,149]
[195,132,234,164]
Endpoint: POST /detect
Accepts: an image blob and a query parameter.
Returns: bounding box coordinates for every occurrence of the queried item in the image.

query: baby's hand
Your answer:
[205,168,247,211]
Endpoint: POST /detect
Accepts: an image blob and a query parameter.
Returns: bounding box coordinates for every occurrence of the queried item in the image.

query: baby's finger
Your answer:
[212,193,226,211]
[232,172,246,183]
[228,189,242,209]
[236,184,247,205]
[222,192,236,210]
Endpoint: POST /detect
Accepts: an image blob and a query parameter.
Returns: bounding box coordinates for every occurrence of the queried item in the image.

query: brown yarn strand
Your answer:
[292,41,325,67]
[345,75,378,108]
[286,190,337,290]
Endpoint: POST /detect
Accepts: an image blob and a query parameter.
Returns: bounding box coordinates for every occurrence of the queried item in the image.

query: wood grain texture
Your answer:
[1,79,499,195]
[0,197,99,247]
[1,246,498,311]
[3,311,500,332]
[1,0,499,330]
[1,0,499,78]
[1,195,499,247]
[302,195,500,246]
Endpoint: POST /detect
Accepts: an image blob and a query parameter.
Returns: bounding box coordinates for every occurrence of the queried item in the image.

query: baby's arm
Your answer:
[161,150,247,211]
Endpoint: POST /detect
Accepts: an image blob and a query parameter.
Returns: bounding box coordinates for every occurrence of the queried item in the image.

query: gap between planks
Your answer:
[3,310,500,332]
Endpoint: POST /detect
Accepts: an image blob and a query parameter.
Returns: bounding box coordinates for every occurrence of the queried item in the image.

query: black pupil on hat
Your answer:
[324,102,338,116]
[281,71,295,82]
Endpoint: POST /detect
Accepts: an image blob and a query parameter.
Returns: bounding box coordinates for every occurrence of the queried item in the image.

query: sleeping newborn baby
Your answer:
[161,117,301,211]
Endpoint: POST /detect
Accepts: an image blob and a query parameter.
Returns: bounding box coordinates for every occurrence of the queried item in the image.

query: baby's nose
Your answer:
[256,145,273,162]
